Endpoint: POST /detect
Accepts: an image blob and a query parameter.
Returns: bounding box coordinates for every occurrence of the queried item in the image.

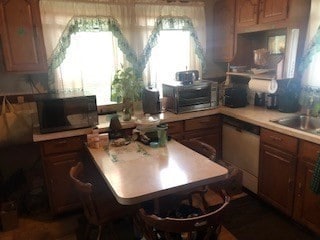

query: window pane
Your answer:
[59,32,124,106]
[147,30,200,96]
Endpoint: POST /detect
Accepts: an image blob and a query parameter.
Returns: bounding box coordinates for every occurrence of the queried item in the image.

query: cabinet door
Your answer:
[294,141,320,235]
[258,0,288,24]
[44,152,83,214]
[212,0,236,62]
[0,0,47,72]
[236,0,259,27]
[167,121,184,142]
[259,144,296,216]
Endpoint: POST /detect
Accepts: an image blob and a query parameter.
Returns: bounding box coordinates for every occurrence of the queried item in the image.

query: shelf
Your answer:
[226,71,277,80]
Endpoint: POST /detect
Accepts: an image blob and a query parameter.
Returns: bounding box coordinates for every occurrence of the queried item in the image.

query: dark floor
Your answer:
[222,194,319,240]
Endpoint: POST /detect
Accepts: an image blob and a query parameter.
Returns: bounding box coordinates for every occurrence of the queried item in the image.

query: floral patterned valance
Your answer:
[47,16,138,85]
[138,16,206,75]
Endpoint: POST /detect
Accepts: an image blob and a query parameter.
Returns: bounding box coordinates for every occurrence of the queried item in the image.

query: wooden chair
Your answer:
[137,190,230,240]
[181,139,243,196]
[69,162,137,240]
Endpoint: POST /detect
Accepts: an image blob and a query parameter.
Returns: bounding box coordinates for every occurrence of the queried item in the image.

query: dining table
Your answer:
[86,139,228,206]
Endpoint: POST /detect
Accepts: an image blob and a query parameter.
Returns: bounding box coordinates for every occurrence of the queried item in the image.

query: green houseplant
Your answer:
[111,65,144,120]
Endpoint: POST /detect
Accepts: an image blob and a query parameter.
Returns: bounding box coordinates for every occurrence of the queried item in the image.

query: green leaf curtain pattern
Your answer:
[47,16,138,87]
[299,25,320,73]
[137,16,206,75]
[299,24,320,107]
[47,15,205,86]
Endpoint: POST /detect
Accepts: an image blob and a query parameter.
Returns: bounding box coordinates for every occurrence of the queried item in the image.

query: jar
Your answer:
[157,124,168,147]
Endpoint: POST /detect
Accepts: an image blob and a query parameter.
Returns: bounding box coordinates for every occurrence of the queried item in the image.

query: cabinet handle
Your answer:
[270,135,283,142]
[55,140,68,145]
[288,178,294,191]
[297,183,302,197]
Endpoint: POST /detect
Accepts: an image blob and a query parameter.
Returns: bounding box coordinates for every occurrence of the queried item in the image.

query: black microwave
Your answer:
[36,94,98,133]
[162,81,218,114]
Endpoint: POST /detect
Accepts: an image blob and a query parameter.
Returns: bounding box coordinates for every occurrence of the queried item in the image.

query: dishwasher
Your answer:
[222,116,260,193]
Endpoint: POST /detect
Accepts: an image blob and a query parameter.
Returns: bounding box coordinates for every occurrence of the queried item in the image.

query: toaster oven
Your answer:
[162,81,218,114]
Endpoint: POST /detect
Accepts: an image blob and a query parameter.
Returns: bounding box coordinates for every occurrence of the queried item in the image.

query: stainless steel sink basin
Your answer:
[271,115,320,135]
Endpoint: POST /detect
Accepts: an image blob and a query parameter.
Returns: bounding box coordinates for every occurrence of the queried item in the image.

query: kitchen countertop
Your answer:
[34,105,320,145]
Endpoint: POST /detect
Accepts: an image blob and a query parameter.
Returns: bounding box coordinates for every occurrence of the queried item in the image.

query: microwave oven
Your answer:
[162,81,218,114]
[36,94,98,133]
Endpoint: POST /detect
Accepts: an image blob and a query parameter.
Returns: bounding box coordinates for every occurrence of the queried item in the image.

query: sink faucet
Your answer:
[306,97,320,117]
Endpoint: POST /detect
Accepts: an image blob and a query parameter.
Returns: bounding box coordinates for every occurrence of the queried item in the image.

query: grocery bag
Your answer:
[0,96,33,147]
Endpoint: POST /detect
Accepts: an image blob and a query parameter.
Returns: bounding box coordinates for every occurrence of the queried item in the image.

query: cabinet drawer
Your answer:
[42,136,85,156]
[261,128,298,155]
[167,121,184,134]
[185,115,221,131]
[299,140,320,164]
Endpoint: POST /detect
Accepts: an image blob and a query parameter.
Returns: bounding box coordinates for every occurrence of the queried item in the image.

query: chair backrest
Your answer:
[138,190,230,240]
[181,139,217,162]
[69,162,100,224]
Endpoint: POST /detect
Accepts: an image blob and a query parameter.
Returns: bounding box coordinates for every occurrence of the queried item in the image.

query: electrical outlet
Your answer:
[17,96,24,104]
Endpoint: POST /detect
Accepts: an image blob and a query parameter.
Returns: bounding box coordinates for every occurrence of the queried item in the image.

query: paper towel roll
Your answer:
[248,78,278,94]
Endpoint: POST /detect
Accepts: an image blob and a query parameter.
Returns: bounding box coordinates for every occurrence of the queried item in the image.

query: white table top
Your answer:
[86,140,228,205]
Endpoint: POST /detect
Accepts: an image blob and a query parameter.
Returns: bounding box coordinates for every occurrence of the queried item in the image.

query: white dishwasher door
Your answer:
[222,123,260,193]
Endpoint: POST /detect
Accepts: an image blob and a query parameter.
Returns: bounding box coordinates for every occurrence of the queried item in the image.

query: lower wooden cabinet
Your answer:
[40,135,86,215]
[166,115,222,159]
[259,144,297,216]
[293,140,320,235]
[259,128,298,216]
[167,121,184,142]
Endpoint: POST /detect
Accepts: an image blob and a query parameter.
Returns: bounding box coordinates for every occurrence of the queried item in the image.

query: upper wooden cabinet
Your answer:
[236,0,289,31]
[0,0,47,72]
[212,0,236,62]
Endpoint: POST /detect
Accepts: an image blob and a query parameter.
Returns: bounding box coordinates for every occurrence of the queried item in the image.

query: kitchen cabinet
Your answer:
[167,121,184,142]
[212,0,236,62]
[236,0,289,32]
[293,140,320,236]
[184,115,222,159]
[166,115,222,159]
[40,135,86,215]
[0,0,47,72]
[259,128,298,216]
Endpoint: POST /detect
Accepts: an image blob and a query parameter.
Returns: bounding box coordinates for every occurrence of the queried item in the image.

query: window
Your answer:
[58,29,200,104]
[147,30,200,96]
[58,31,125,106]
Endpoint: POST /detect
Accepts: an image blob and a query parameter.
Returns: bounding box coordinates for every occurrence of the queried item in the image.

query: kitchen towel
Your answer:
[311,153,320,194]
[248,78,278,94]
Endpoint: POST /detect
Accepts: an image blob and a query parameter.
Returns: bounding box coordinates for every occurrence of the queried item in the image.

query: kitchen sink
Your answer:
[271,115,320,135]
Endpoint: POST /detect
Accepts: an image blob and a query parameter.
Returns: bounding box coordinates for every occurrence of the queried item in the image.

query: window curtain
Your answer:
[40,0,136,92]
[299,0,320,106]
[39,0,206,93]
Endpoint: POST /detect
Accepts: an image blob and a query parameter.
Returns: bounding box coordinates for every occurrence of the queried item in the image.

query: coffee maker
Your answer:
[142,87,161,114]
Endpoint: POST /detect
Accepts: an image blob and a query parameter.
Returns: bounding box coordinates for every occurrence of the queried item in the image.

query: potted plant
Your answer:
[111,65,144,120]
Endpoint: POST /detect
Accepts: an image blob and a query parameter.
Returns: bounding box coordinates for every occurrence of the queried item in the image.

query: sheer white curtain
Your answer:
[301,0,320,87]
[39,0,206,104]
[134,2,205,88]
